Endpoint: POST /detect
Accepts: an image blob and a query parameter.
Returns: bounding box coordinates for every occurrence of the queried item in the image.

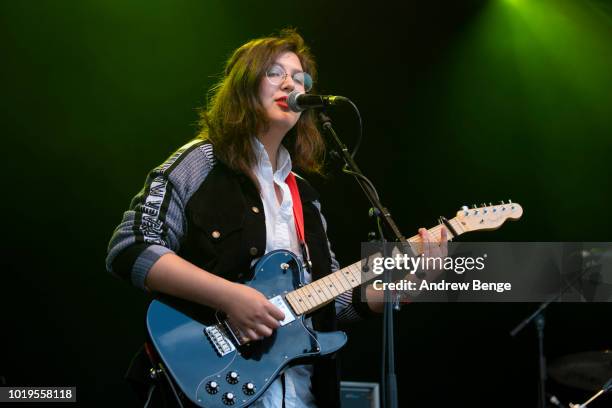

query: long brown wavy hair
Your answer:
[197,28,325,178]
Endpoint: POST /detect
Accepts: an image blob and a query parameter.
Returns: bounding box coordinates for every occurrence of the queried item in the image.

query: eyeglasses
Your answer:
[265,64,313,92]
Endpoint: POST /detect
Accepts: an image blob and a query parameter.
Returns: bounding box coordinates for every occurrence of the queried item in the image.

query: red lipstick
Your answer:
[275,96,289,109]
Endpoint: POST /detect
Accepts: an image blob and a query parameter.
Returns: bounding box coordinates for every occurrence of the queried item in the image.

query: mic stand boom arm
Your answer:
[319,112,403,408]
[319,112,406,243]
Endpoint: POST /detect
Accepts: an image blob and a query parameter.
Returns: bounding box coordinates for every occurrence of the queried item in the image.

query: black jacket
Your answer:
[112,153,373,406]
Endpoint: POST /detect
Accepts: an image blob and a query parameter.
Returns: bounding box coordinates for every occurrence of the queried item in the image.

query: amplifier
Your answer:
[340,381,380,408]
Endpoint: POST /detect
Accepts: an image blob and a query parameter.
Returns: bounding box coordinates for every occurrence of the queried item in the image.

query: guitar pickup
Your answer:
[269,295,296,326]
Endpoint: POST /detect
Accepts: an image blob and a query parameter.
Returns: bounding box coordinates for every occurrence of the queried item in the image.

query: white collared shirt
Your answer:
[250,137,317,408]
[251,138,303,262]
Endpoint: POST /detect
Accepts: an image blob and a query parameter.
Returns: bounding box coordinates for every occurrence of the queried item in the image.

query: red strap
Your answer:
[285,172,305,244]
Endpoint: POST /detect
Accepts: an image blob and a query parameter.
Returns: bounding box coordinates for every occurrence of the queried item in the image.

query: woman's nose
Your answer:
[281,74,295,91]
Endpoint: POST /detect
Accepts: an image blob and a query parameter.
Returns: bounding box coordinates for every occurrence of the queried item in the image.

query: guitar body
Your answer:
[147,250,347,407]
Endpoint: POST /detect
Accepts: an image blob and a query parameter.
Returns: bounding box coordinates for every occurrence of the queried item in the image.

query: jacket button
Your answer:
[251,206,260,214]
[211,230,221,239]
[249,247,258,256]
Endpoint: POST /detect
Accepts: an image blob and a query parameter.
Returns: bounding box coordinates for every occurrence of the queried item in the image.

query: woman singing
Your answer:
[106,28,445,407]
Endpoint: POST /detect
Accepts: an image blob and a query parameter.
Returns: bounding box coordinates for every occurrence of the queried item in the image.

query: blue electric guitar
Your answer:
[147,202,523,407]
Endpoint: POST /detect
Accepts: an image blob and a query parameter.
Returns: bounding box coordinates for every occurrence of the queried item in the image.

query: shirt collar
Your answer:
[252,136,292,180]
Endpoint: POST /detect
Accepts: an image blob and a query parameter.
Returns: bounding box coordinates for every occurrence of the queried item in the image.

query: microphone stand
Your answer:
[319,112,406,408]
[509,255,599,408]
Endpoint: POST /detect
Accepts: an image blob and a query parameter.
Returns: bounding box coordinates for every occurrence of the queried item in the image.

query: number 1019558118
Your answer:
[0,387,76,402]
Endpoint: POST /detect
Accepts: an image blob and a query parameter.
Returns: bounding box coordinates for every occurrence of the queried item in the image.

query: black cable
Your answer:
[143,383,156,408]
[343,98,363,159]
[343,168,381,202]
[158,364,184,408]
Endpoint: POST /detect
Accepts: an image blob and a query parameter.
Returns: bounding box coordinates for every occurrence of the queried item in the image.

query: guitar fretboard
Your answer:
[284,217,464,315]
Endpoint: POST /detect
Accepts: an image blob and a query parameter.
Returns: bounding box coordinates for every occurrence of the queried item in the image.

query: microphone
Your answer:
[287,90,348,112]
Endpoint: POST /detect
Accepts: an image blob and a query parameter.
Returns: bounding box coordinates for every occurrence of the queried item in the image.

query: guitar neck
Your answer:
[284,217,465,316]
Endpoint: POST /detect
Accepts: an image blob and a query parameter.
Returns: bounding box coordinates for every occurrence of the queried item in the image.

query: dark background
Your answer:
[2,0,611,406]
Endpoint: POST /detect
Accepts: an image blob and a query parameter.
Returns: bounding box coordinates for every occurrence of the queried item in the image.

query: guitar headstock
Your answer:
[455,201,523,233]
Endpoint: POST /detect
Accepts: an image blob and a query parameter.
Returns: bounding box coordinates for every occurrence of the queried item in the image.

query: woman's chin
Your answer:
[268,115,299,133]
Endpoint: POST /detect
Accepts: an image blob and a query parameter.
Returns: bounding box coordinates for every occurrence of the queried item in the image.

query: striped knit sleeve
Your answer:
[312,200,373,323]
[105,140,215,290]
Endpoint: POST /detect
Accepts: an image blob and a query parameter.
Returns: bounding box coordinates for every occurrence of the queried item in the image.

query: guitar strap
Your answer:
[285,172,312,273]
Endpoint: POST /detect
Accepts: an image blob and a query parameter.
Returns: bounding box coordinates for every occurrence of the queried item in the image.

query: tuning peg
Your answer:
[500,200,505,204]
[472,204,477,209]
[489,202,493,206]
[508,199,512,203]
[461,205,469,211]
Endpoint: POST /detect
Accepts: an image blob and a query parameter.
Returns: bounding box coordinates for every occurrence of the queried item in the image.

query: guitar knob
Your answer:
[243,382,256,395]
[222,392,236,405]
[206,381,219,394]
[226,371,239,384]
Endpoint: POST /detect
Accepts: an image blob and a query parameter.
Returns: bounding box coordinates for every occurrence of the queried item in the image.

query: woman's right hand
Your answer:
[145,253,285,342]
[219,282,285,342]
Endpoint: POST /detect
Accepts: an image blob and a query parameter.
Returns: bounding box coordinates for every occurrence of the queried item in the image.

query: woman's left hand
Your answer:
[418,227,448,261]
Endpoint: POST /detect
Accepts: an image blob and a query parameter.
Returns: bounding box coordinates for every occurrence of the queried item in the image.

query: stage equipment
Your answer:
[568,376,612,408]
[287,90,348,111]
[549,351,612,392]
[510,250,608,408]
[341,382,380,408]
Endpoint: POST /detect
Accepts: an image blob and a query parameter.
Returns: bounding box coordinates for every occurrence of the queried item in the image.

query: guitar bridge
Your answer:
[204,324,236,357]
